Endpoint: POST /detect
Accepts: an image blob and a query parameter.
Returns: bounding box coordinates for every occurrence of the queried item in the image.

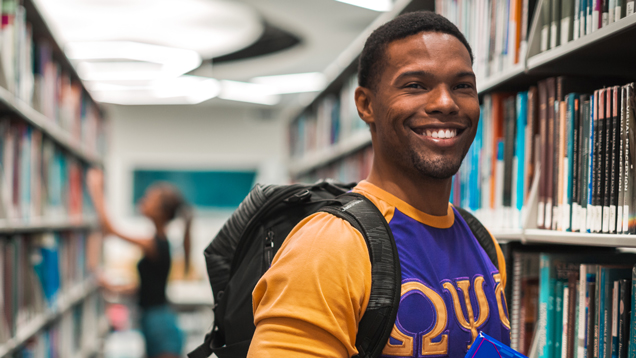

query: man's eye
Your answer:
[455,83,474,90]
[405,83,425,89]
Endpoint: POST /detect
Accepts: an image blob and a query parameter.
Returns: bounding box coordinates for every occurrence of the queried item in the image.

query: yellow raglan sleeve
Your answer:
[247,212,372,358]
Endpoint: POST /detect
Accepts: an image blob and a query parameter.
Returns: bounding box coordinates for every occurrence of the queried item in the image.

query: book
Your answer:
[465,331,528,358]
[514,92,529,228]
[619,87,626,233]
[542,0,553,52]
[562,0,576,44]
[587,96,596,233]
[504,96,518,226]
[610,86,622,234]
[628,0,635,15]
[551,0,562,48]
[618,279,630,358]
[602,88,613,233]
[539,80,550,229]
[572,95,582,232]
[594,0,603,30]
[547,78,557,230]
[625,84,636,234]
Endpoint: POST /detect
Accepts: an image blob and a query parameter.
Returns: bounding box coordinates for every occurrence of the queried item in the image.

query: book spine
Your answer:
[567,95,577,231]
[562,0,575,44]
[613,87,622,233]
[594,90,602,233]
[569,276,579,358]
[564,283,571,358]
[596,266,603,358]
[590,277,598,358]
[623,85,632,233]
[588,96,596,233]
[540,254,553,358]
[583,99,591,231]
[539,81,549,228]
[548,78,556,229]
[612,281,619,358]
[574,0,582,40]
[542,0,552,52]
[618,279,630,358]
[603,0,611,25]
[552,0,562,48]
[629,265,636,358]
[594,0,603,30]
[511,252,523,351]
[618,87,626,233]
[557,280,565,357]
[627,0,635,15]
[573,96,581,232]
[515,92,528,228]
[580,265,589,358]
[581,0,588,36]
[558,101,567,230]
[627,84,636,233]
[603,88,613,233]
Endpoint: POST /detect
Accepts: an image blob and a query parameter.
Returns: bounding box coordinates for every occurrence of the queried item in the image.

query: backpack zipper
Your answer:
[264,230,275,266]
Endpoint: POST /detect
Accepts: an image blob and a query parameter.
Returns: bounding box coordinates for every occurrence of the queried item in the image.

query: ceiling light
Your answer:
[89,76,221,105]
[335,0,393,11]
[67,41,202,82]
[35,0,263,58]
[250,72,327,94]
[219,81,280,106]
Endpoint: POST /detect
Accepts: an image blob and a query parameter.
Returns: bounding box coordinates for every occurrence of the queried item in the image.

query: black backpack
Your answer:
[189,180,500,358]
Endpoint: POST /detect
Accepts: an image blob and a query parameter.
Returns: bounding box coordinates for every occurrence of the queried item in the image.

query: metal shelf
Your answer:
[0,85,103,166]
[476,63,526,94]
[526,15,636,78]
[0,217,97,234]
[289,130,371,177]
[522,229,636,247]
[0,279,98,357]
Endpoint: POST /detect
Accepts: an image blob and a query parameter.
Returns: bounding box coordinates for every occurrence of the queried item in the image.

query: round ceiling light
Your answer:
[34,0,264,59]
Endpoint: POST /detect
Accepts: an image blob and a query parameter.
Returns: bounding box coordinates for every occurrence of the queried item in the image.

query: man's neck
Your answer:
[366,164,452,216]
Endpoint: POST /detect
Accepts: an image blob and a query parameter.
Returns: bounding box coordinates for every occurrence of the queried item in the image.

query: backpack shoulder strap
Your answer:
[453,206,500,271]
[321,192,401,358]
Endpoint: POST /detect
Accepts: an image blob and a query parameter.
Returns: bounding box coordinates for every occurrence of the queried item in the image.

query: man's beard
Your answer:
[408,149,467,179]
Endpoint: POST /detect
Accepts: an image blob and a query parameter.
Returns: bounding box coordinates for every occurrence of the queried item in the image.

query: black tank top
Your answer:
[137,236,171,308]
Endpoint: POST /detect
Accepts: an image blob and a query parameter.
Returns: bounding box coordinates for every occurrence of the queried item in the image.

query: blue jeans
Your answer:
[140,305,184,357]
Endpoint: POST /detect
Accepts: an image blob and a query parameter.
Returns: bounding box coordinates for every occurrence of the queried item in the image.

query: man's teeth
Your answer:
[424,129,457,139]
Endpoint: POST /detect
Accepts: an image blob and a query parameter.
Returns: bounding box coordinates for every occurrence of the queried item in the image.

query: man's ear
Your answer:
[355,86,375,130]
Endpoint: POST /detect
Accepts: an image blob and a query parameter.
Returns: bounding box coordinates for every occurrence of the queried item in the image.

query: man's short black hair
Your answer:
[358,11,474,90]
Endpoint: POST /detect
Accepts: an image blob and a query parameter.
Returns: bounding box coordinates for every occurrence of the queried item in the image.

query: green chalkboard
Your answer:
[132,169,256,210]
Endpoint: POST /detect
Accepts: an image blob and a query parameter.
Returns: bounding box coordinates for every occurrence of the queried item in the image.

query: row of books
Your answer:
[510,249,636,358]
[8,292,105,358]
[451,78,636,234]
[296,145,373,184]
[452,90,537,230]
[0,117,96,222]
[539,0,636,53]
[0,0,106,157]
[436,0,537,80]
[0,231,100,344]
[289,74,366,159]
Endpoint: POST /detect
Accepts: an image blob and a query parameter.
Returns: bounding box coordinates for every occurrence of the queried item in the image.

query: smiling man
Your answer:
[247,11,510,358]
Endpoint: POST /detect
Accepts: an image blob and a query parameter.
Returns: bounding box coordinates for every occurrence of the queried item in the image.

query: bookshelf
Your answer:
[0,0,107,356]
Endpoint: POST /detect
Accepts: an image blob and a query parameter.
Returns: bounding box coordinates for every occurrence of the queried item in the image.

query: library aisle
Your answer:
[1,0,636,357]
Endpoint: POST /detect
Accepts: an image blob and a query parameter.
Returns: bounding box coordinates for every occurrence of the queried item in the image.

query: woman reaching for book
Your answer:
[86,168,191,358]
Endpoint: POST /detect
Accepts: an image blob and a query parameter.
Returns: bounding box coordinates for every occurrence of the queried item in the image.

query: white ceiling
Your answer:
[40,0,384,108]
[196,0,382,84]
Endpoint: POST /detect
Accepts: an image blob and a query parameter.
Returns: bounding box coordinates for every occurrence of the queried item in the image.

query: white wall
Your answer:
[101,103,288,282]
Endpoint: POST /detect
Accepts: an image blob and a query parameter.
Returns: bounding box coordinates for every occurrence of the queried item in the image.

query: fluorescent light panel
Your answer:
[250,72,327,94]
[219,81,280,106]
[335,0,392,11]
[68,41,202,82]
[90,76,221,105]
